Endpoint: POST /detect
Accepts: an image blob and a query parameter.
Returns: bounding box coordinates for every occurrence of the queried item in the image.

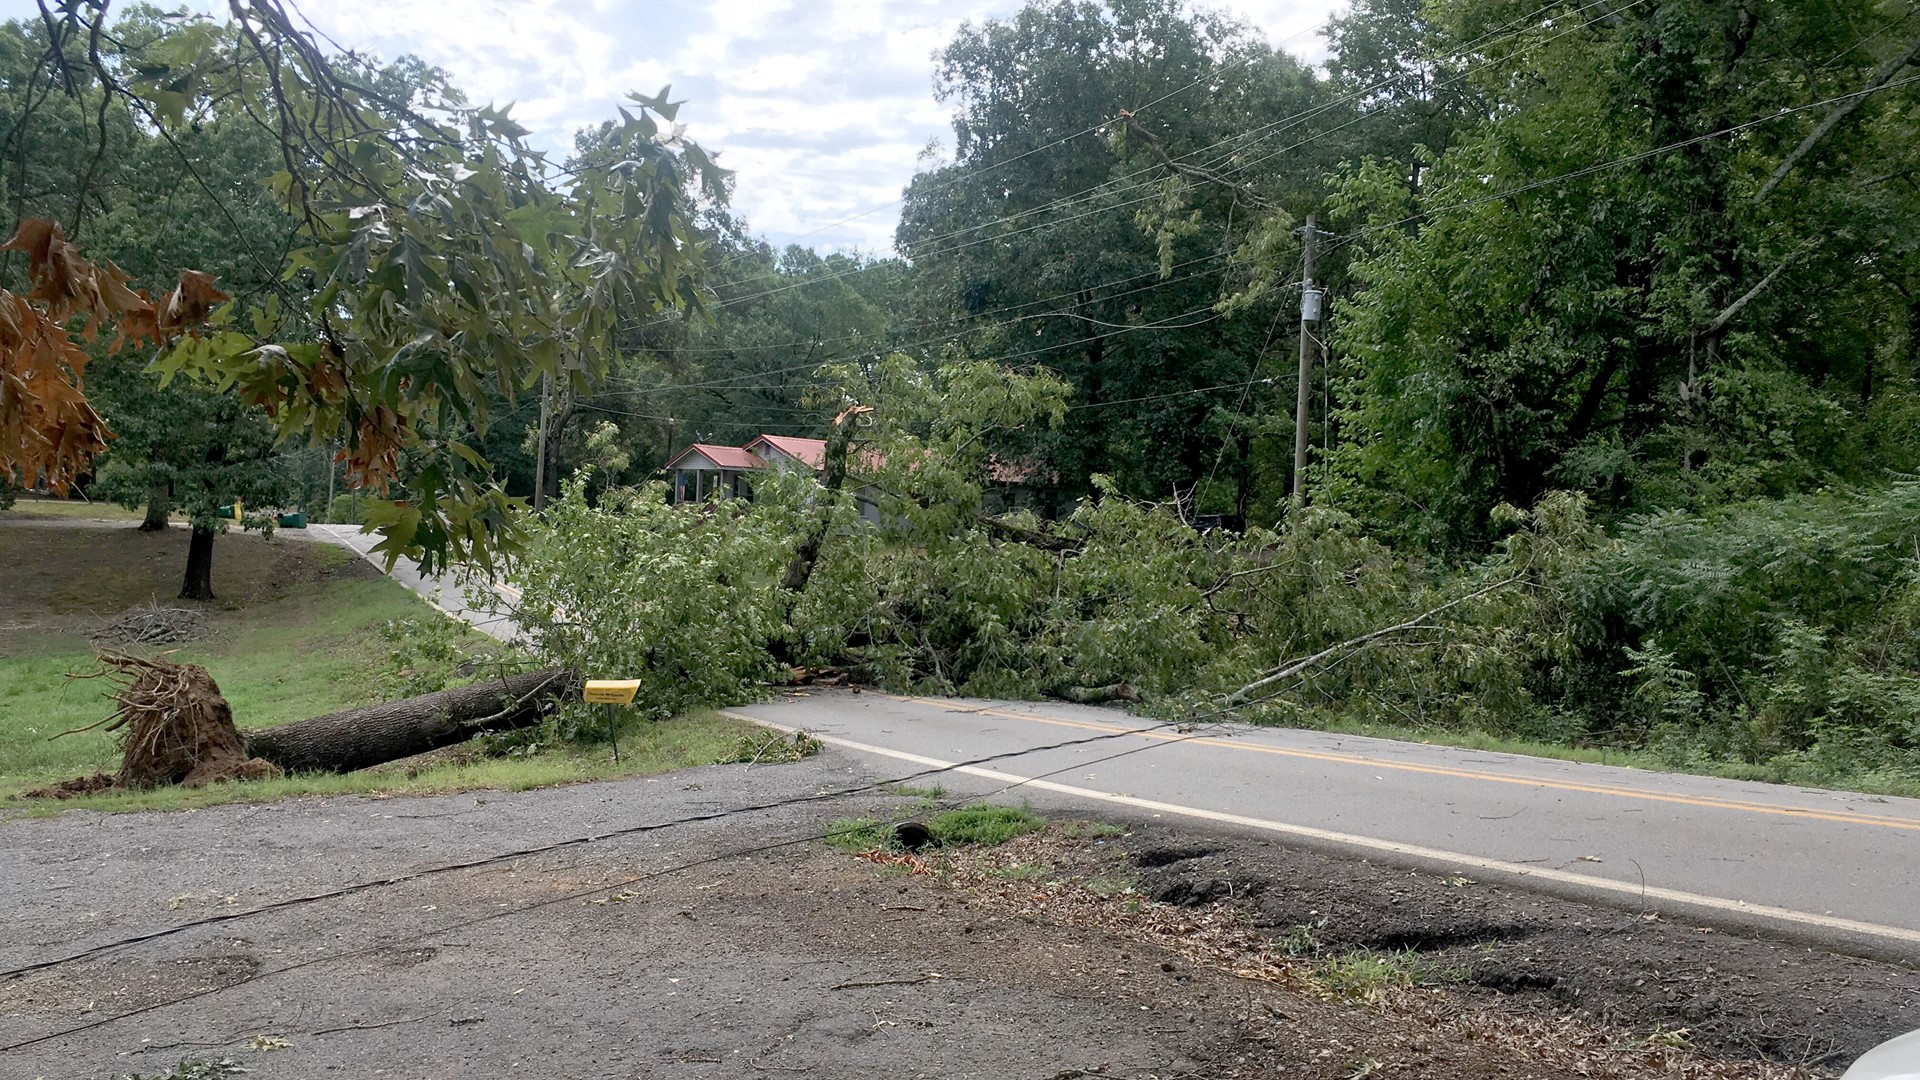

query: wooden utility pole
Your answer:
[1292,214,1323,506]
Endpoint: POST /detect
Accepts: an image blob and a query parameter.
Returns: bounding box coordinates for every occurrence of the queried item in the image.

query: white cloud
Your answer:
[2,0,1337,250]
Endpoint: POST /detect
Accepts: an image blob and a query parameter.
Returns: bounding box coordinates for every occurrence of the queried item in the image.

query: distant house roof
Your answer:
[665,442,766,471]
[667,433,886,478]
[746,434,828,469]
[986,456,1031,484]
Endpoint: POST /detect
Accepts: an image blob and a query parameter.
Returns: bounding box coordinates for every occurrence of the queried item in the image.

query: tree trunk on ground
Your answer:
[139,478,171,532]
[770,408,866,665]
[179,525,216,600]
[245,669,574,774]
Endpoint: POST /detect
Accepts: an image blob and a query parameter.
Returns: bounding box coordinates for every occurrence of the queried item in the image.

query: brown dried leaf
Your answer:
[157,269,231,336]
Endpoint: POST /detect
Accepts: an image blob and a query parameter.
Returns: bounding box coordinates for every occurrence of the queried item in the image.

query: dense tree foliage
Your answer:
[3,0,724,575]
[895,0,1339,521]
[510,0,1920,786]
[6,0,1920,786]
[1326,0,1920,546]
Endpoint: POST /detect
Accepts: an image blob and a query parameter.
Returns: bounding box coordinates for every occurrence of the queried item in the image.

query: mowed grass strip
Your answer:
[3,494,146,523]
[0,521,771,815]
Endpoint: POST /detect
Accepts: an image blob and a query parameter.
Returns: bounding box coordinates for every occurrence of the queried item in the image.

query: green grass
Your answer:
[3,494,145,521]
[888,784,946,799]
[827,803,1048,851]
[1276,922,1325,958]
[0,572,432,795]
[926,804,1046,845]
[1312,949,1454,1003]
[825,816,894,849]
[0,523,782,816]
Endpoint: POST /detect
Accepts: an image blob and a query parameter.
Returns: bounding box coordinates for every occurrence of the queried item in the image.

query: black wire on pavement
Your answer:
[0,707,1222,986]
[0,712,1238,1055]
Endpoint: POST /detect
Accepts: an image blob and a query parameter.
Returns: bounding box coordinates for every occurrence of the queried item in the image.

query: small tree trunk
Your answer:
[245,669,573,774]
[180,525,216,601]
[535,383,574,512]
[139,478,171,532]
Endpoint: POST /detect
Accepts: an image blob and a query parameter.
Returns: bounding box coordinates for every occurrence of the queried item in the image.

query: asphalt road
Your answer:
[304,524,519,641]
[304,525,1920,961]
[728,690,1920,960]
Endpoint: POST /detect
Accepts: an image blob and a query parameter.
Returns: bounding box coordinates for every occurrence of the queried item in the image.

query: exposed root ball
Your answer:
[57,653,282,791]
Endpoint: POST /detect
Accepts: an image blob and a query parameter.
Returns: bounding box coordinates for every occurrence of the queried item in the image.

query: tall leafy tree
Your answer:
[1325,0,1920,547]
[595,240,907,467]
[5,0,726,574]
[899,0,1341,522]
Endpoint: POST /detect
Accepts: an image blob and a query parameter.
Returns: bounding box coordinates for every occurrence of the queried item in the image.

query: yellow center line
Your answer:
[892,695,1920,833]
[733,712,1920,952]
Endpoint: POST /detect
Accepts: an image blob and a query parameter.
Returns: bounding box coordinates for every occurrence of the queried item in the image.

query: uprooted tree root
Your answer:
[28,654,281,798]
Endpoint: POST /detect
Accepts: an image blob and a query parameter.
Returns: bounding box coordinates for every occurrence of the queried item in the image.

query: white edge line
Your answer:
[728,713,1920,951]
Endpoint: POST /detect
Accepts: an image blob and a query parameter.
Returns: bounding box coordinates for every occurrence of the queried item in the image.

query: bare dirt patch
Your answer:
[997,825,1918,1073]
[0,521,341,653]
[1111,833,1920,1068]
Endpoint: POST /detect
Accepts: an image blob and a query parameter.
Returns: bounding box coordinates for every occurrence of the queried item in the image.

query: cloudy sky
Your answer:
[10,0,1334,252]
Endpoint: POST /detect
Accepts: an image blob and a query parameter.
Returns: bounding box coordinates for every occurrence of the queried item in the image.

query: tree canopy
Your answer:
[4,0,726,573]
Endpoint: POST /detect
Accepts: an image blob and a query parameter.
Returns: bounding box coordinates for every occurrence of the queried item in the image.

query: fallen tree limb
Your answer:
[780,405,867,601]
[977,510,1078,552]
[245,668,574,774]
[1050,682,1141,705]
[1223,577,1519,706]
[1756,33,1920,203]
[1703,240,1819,338]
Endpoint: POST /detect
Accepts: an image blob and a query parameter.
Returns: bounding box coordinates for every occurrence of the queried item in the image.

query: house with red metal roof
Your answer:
[666,433,1035,521]
[744,434,827,471]
[665,435,880,522]
[663,442,768,504]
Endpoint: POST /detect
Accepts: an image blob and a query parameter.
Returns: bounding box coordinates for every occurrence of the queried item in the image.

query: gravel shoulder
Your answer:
[2,747,1915,1079]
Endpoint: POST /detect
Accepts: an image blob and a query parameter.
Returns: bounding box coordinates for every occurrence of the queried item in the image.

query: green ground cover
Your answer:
[0,521,772,815]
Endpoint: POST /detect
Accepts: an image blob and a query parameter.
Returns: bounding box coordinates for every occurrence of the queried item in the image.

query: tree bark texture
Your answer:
[139,477,170,532]
[179,525,216,600]
[535,382,574,512]
[244,669,574,774]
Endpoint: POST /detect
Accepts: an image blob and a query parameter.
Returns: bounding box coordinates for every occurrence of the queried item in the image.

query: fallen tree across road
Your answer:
[244,668,575,774]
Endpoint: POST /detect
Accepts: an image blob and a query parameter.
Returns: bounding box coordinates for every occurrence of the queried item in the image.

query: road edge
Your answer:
[729,712,1920,968]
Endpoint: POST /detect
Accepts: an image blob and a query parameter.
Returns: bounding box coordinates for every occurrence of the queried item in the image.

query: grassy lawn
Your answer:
[3,494,146,522]
[0,521,774,816]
